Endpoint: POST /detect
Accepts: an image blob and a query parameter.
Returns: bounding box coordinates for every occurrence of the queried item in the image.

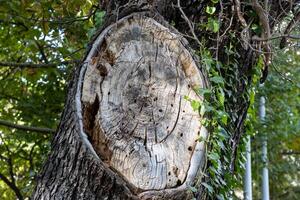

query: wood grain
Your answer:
[81,14,207,191]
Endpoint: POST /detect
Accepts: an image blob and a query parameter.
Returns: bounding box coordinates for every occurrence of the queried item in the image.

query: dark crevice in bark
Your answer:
[82,94,113,164]
[83,94,99,135]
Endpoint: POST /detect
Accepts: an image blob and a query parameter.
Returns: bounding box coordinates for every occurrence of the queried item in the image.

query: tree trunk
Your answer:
[33,3,209,200]
[32,0,295,199]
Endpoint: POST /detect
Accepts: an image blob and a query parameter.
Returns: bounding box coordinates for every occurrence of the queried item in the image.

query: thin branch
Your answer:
[216,0,224,62]
[252,0,272,83]
[271,62,294,83]
[177,0,202,47]
[252,34,300,41]
[234,0,248,27]
[281,151,300,155]
[0,60,79,69]
[0,119,55,134]
[252,0,271,40]
[220,13,234,38]
[0,172,24,200]
[2,5,99,26]
[35,40,49,64]
[280,10,300,48]
[7,157,16,185]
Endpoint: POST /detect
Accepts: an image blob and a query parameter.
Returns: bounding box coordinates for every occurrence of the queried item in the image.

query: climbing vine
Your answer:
[184,1,267,198]
[188,45,262,199]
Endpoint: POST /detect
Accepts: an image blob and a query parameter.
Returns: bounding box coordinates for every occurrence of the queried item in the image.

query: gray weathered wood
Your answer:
[82,13,208,191]
[33,12,208,200]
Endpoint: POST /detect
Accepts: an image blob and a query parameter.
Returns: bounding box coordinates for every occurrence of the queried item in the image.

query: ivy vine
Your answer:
[185,1,264,198]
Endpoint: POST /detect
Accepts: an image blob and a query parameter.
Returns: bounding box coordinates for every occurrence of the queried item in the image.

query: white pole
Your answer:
[260,96,269,200]
[244,135,252,200]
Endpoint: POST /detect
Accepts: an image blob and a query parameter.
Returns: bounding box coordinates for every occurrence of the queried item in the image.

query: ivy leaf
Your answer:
[184,95,190,101]
[206,6,216,15]
[210,76,224,84]
[251,23,262,35]
[196,88,211,96]
[207,18,219,33]
[249,88,255,105]
[208,152,220,161]
[217,89,225,106]
[216,194,225,200]
[200,103,214,116]
[197,136,207,142]
[202,182,214,194]
[189,186,198,193]
[191,100,201,112]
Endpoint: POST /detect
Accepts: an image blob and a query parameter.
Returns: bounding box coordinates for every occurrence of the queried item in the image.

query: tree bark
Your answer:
[32,0,298,199]
[33,4,208,200]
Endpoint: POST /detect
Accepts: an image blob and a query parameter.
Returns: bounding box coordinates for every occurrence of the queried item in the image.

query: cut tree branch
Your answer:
[0,60,80,69]
[0,119,55,134]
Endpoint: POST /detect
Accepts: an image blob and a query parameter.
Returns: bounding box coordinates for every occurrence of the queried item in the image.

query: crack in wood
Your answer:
[160,96,182,143]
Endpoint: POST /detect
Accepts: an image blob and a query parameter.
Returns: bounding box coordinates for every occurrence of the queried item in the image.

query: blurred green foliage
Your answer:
[251,48,300,199]
[0,0,104,199]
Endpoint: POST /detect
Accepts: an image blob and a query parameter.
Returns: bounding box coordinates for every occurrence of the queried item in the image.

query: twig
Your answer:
[6,5,98,25]
[280,11,300,48]
[177,0,201,47]
[0,119,55,134]
[234,0,247,27]
[234,0,252,49]
[0,172,24,200]
[271,62,294,83]
[252,0,271,83]
[281,151,300,155]
[0,60,79,69]
[252,0,271,43]
[220,14,233,38]
[253,34,300,41]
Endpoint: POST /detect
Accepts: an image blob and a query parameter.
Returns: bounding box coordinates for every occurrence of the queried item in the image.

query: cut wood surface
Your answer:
[81,13,208,191]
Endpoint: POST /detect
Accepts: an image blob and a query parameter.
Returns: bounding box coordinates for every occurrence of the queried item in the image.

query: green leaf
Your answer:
[200,103,214,116]
[189,186,198,193]
[184,95,190,101]
[207,18,219,33]
[210,76,224,84]
[191,100,201,112]
[208,152,220,161]
[217,89,225,106]
[202,182,214,193]
[206,6,216,15]
[249,88,255,105]
[196,88,211,96]
[197,136,207,142]
[216,194,225,200]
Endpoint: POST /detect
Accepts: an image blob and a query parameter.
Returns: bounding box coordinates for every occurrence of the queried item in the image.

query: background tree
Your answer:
[0,0,299,199]
[0,0,103,198]
[251,48,300,199]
